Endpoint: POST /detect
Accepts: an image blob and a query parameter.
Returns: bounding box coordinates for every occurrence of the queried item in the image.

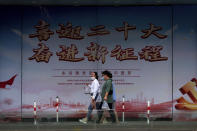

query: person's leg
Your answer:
[100,110,109,124]
[95,102,101,121]
[87,103,93,121]
[96,102,100,110]
[96,102,104,123]
[108,103,116,123]
[79,102,93,124]
[113,101,119,123]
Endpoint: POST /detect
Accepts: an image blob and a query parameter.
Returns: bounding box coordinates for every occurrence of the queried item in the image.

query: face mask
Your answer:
[91,77,95,80]
[101,76,104,80]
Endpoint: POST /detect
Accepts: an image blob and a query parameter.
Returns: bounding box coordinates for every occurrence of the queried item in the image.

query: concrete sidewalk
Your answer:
[0,121,197,131]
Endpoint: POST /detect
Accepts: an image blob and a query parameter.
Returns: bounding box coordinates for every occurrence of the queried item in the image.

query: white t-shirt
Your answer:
[88,79,100,100]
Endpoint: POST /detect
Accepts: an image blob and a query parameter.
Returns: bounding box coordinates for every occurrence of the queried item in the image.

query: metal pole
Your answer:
[122,96,125,123]
[33,101,37,125]
[147,100,150,125]
[56,96,59,123]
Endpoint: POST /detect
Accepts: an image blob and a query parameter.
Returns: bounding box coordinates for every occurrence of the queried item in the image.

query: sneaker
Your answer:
[102,118,109,124]
[79,117,87,124]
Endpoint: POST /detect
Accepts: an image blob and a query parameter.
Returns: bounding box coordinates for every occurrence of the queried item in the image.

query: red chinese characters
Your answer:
[84,42,108,64]
[115,22,136,40]
[56,22,84,40]
[29,43,53,63]
[111,45,138,61]
[56,44,84,62]
[138,45,168,62]
[29,21,168,41]
[29,20,54,41]
[28,21,169,64]
[141,24,167,39]
[87,25,110,36]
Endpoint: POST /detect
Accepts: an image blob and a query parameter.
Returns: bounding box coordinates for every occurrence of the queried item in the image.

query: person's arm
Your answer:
[88,81,95,95]
[88,82,93,89]
[104,80,112,101]
[92,81,99,100]
[104,92,109,101]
